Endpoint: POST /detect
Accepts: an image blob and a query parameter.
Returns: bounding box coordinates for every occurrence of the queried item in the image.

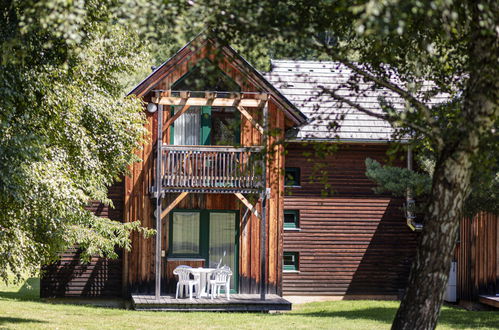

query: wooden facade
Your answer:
[123,36,297,297]
[41,181,124,298]
[282,143,418,296]
[456,212,499,303]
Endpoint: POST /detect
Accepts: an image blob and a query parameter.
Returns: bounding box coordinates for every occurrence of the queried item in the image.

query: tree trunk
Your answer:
[391,2,498,328]
[391,150,471,330]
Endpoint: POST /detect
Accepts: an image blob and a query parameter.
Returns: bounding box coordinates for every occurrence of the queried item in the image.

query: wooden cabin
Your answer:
[40,35,497,309]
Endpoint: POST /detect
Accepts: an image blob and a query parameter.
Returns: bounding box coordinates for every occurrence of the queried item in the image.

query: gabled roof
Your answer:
[264,60,398,142]
[265,60,449,142]
[129,35,307,125]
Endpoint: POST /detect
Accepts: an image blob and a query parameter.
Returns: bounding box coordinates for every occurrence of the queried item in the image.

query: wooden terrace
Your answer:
[132,294,291,312]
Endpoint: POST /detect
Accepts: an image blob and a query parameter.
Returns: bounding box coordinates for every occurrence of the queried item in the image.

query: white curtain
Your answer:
[171,212,200,254]
[209,212,236,289]
[173,107,200,145]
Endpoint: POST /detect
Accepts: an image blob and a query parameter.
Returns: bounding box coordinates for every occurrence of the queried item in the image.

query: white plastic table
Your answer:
[189,267,215,298]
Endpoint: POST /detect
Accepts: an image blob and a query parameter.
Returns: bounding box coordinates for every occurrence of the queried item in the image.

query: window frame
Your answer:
[284,167,301,187]
[283,210,300,230]
[283,252,299,272]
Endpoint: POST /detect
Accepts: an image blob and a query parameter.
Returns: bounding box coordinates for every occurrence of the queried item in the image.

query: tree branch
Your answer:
[315,39,443,143]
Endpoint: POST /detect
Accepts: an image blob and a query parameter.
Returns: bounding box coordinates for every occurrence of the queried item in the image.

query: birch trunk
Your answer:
[391,2,498,328]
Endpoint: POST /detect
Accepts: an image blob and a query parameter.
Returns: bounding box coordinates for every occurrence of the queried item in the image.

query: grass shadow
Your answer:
[439,307,499,329]
[0,278,40,302]
[0,316,46,326]
[290,305,499,329]
[290,307,396,324]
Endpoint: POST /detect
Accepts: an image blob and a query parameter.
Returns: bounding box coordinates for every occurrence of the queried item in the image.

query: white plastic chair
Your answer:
[208,267,232,300]
[173,266,200,300]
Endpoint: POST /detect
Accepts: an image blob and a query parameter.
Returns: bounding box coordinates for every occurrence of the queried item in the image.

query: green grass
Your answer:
[0,279,497,329]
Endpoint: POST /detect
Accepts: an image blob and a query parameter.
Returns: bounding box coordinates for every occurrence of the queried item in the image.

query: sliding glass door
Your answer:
[209,212,237,290]
[169,210,238,292]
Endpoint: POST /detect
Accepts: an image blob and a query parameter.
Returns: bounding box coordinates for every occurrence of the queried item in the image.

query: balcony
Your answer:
[160,145,264,194]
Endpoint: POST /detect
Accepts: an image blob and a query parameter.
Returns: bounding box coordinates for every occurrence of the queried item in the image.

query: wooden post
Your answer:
[155,104,163,300]
[260,102,268,300]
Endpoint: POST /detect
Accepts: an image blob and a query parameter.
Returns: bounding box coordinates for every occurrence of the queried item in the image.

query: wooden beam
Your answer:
[237,105,264,135]
[151,97,266,108]
[234,193,261,220]
[160,192,189,220]
[163,104,191,129]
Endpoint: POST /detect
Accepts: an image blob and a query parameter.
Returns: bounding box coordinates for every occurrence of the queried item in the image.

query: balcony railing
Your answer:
[160,145,264,192]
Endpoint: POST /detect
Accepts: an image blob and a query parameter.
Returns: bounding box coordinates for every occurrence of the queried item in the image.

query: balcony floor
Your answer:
[132,294,291,312]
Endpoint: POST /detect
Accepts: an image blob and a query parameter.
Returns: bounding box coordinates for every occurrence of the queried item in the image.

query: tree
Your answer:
[0,0,154,282]
[160,0,498,328]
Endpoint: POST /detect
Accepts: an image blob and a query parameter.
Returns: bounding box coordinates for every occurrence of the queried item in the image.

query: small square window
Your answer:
[284,210,299,229]
[283,252,299,272]
[285,167,301,186]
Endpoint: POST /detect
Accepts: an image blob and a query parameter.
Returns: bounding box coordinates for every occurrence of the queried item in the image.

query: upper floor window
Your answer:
[284,210,300,230]
[283,252,299,272]
[171,59,241,92]
[285,167,301,187]
[170,106,240,146]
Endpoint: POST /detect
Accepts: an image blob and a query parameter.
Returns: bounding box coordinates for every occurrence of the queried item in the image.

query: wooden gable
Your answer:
[129,35,306,127]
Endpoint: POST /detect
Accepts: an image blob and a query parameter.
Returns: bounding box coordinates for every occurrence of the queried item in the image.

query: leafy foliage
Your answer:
[0,0,154,282]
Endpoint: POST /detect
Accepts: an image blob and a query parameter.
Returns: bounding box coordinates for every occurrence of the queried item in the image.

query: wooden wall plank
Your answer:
[40,181,125,298]
[456,212,498,302]
[282,143,417,296]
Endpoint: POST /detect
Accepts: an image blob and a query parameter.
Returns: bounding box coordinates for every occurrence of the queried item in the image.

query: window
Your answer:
[284,210,299,229]
[170,106,240,146]
[170,212,200,255]
[169,210,239,291]
[284,167,301,186]
[283,252,299,272]
[170,106,211,145]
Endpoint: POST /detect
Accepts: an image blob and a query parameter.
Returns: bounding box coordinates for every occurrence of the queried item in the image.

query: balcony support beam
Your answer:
[151,96,267,108]
[234,193,261,220]
[163,104,191,131]
[160,192,189,220]
[236,105,264,135]
[260,102,268,301]
[154,104,164,300]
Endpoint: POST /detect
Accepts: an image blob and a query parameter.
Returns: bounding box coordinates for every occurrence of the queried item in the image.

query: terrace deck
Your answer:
[478,295,499,309]
[131,294,292,312]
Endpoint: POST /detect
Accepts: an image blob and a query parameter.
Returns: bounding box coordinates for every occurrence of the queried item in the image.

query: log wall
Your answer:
[40,181,125,298]
[456,212,499,301]
[282,142,418,296]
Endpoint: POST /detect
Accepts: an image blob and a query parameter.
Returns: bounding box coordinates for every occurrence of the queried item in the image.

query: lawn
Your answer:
[0,279,497,329]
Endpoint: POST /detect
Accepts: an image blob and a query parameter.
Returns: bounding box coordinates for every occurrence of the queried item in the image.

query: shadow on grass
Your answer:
[439,308,499,329]
[0,316,46,326]
[291,306,499,329]
[0,278,40,301]
[291,307,396,324]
